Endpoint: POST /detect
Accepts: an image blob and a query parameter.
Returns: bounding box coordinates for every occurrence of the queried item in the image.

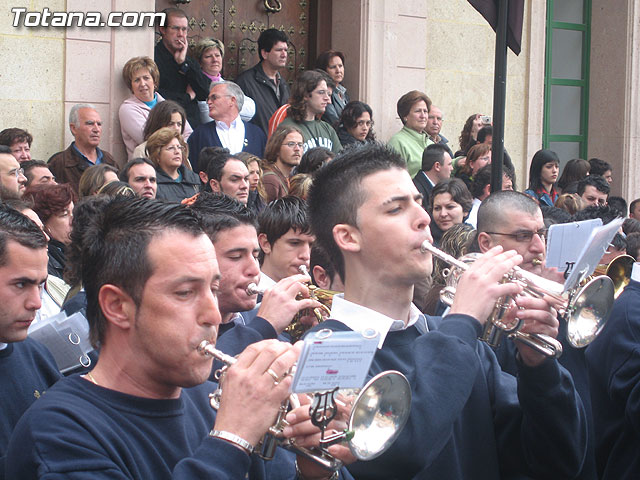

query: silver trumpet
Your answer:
[197,340,411,471]
[419,240,613,357]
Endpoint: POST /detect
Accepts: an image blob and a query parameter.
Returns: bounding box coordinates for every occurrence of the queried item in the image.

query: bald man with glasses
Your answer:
[475,190,598,480]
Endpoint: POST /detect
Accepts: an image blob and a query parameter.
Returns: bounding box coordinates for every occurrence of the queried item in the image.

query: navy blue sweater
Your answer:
[0,338,61,479]
[586,279,640,479]
[5,375,296,479]
[307,314,587,479]
[493,315,597,479]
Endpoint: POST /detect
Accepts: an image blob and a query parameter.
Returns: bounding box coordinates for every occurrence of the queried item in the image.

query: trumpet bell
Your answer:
[348,370,411,461]
[567,276,614,348]
[605,254,634,298]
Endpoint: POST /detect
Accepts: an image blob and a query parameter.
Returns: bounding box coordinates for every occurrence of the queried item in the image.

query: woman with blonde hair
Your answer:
[119,56,192,159]
[146,127,200,202]
[193,38,256,123]
[455,143,491,190]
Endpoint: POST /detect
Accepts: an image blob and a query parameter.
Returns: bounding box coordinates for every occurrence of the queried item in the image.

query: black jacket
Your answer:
[413,170,435,210]
[155,166,201,203]
[235,62,290,135]
[154,41,211,129]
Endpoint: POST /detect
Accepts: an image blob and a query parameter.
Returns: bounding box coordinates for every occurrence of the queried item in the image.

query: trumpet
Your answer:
[197,339,411,471]
[419,240,615,356]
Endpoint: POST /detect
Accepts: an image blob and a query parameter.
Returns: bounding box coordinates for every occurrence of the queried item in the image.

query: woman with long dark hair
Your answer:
[524,149,560,206]
[336,101,376,147]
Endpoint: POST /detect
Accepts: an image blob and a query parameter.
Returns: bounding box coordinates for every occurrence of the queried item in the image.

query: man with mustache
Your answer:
[47,104,117,195]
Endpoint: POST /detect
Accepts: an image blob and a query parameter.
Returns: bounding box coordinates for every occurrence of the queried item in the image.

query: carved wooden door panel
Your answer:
[155,0,310,85]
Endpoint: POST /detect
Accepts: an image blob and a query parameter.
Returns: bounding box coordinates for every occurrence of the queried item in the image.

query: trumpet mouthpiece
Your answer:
[298,264,310,276]
[246,283,263,296]
[532,258,543,266]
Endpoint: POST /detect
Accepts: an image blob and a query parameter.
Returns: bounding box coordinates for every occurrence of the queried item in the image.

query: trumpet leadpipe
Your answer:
[246,283,265,296]
[419,240,471,272]
[197,340,237,366]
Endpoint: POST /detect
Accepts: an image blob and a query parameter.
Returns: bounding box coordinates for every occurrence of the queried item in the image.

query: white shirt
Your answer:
[631,262,640,282]
[216,114,245,154]
[0,342,7,350]
[257,271,277,291]
[465,198,482,228]
[330,294,428,348]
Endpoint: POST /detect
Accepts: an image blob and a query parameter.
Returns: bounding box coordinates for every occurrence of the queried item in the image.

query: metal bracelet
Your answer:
[209,429,254,455]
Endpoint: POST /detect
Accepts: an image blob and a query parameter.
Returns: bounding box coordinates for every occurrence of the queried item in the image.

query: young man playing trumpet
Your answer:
[289,143,587,479]
[475,190,598,479]
[5,196,348,479]
[187,192,322,356]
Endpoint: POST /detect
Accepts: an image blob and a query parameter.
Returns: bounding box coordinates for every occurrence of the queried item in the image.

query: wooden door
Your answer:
[155,0,312,85]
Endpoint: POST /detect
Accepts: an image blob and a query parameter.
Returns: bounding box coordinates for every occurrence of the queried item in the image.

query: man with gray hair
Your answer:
[188,81,266,172]
[47,104,117,195]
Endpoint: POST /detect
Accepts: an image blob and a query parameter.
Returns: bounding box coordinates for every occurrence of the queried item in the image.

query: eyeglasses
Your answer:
[283,142,304,149]
[356,120,374,127]
[167,25,188,33]
[485,228,548,243]
[207,94,232,102]
[164,145,186,153]
[8,168,25,178]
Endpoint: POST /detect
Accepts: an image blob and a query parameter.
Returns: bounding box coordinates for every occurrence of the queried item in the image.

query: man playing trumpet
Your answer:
[5,196,349,479]
[287,143,587,479]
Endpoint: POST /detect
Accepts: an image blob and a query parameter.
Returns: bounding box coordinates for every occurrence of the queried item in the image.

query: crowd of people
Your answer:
[1,6,639,480]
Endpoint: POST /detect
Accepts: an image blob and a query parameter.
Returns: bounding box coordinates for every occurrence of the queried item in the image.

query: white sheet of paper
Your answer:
[291,330,379,393]
[564,217,625,291]
[546,219,602,271]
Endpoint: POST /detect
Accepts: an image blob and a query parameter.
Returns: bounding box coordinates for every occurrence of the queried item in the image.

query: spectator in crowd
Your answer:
[425,105,454,158]
[0,146,27,198]
[236,152,266,214]
[154,8,210,129]
[24,183,76,280]
[524,149,560,207]
[78,164,119,199]
[387,90,433,177]
[413,143,453,210]
[608,196,627,217]
[288,173,312,201]
[466,164,493,228]
[193,38,256,124]
[315,50,350,127]
[588,157,613,184]
[295,147,333,175]
[622,217,640,235]
[261,124,304,202]
[0,128,32,163]
[119,158,157,199]
[21,160,55,188]
[577,175,609,208]
[257,196,314,291]
[309,243,344,292]
[96,181,136,197]
[146,127,200,203]
[47,104,117,194]
[629,198,640,220]
[429,178,473,246]
[0,205,61,473]
[454,113,485,157]
[119,56,193,161]
[236,28,291,135]
[187,81,266,172]
[132,100,189,160]
[625,232,640,259]
[336,101,376,147]
[554,193,583,216]
[455,143,491,190]
[278,70,342,154]
[205,151,250,205]
[557,158,590,194]
[477,125,492,145]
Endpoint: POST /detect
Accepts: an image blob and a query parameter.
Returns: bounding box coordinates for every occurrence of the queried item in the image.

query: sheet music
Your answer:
[546,219,602,271]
